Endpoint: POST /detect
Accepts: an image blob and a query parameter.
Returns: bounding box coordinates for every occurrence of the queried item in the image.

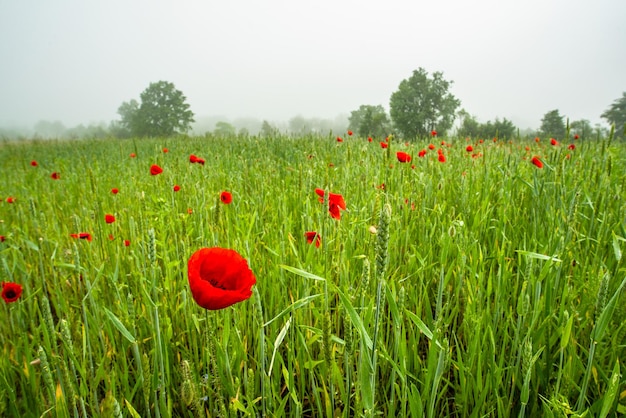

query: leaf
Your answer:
[125,400,142,418]
[279,264,326,281]
[599,360,620,418]
[335,286,373,350]
[593,274,626,342]
[515,250,562,263]
[268,317,291,377]
[103,308,136,344]
[612,233,622,262]
[405,310,433,341]
[263,294,321,328]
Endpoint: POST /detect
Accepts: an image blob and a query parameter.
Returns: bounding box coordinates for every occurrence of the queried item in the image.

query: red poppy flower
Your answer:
[124,240,130,247]
[111,188,119,195]
[337,137,343,142]
[431,130,437,137]
[150,164,163,176]
[396,151,411,163]
[187,208,193,214]
[30,160,38,167]
[479,139,484,144]
[574,134,579,140]
[550,138,558,146]
[315,188,325,203]
[438,154,446,163]
[531,156,543,168]
[367,136,373,142]
[1,282,23,303]
[196,158,205,165]
[51,172,60,180]
[70,233,93,242]
[466,145,473,152]
[0,236,5,242]
[380,142,388,149]
[220,191,232,204]
[189,154,198,163]
[105,214,115,224]
[163,148,169,153]
[108,234,115,241]
[428,144,435,150]
[418,149,427,158]
[535,137,540,143]
[187,247,256,310]
[568,144,576,150]
[6,197,15,203]
[305,231,321,248]
[328,192,346,220]
[130,153,137,158]
[347,130,353,136]
[173,185,181,192]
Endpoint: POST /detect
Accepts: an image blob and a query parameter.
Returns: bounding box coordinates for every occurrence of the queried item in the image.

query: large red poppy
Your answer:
[380,142,388,149]
[105,214,115,224]
[150,164,163,176]
[396,151,411,163]
[188,247,256,310]
[1,282,23,303]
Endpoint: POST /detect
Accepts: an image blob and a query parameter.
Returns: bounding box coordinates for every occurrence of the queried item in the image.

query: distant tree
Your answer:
[348,105,390,138]
[34,120,66,139]
[118,81,194,137]
[570,119,593,139]
[457,110,482,138]
[489,117,517,139]
[539,109,566,139]
[288,115,311,136]
[389,67,460,138]
[260,120,278,137]
[214,121,236,137]
[600,92,626,138]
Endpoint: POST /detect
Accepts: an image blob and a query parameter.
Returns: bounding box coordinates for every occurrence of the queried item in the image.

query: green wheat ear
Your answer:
[375,203,392,280]
[38,346,56,407]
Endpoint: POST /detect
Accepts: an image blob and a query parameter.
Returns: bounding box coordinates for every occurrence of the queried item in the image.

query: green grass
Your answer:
[1,134,625,417]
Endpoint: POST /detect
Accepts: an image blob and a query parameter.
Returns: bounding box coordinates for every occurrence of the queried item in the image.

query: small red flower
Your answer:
[315,188,325,203]
[51,172,60,180]
[6,197,15,203]
[305,231,321,248]
[550,138,558,146]
[574,134,579,140]
[163,148,169,153]
[328,192,346,220]
[380,142,388,149]
[367,136,373,142]
[124,240,130,247]
[535,137,540,143]
[150,164,163,176]
[0,236,5,242]
[466,145,473,152]
[30,160,38,167]
[105,214,115,224]
[396,151,411,163]
[130,153,137,158]
[428,144,435,150]
[111,188,119,195]
[418,149,427,158]
[531,156,543,168]
[108,234,115,241]
[187,247,256,310]
[431,130,437,137]
[173,185,181,192]
[336,137,343,142]
[220,191,233,204]
[189,154,198,163]
[70,233,93,242]
[1,282,23,303]
[568,144,576,150]
[187,208,193,214]
[347,130,353,136]
[438,154,446,163]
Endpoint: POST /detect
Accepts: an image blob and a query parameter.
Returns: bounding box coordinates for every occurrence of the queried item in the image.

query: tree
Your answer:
[118,81,194,137]
[389,68,460,138]
[601,92,626,138]
[539,109,566,139]
[570,119,593,139]
[213,121,236,137]
[348,105,390,138]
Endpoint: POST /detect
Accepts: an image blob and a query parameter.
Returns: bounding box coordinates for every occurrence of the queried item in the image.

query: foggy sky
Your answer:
[1,0,625,131]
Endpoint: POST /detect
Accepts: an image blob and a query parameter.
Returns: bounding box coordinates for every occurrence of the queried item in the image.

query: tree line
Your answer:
[2,74,625,140]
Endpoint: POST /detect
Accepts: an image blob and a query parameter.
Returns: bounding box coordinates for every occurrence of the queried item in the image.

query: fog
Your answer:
[1,0,624,136]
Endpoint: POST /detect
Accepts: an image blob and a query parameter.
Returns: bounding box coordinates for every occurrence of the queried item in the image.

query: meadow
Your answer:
[0,132,625,417]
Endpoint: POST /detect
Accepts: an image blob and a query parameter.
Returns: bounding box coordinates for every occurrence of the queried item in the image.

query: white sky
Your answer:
[1,0,624,130]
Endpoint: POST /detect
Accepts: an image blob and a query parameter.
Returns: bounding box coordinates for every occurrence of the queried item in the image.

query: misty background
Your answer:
[1,0,624,139]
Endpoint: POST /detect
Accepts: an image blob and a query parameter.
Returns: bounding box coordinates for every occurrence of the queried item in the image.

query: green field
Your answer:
[1,134,625,417]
